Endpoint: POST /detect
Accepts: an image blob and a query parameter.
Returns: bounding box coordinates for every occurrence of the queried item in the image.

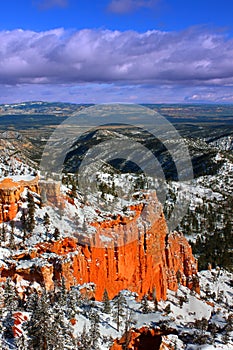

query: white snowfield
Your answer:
[0,155,232,349]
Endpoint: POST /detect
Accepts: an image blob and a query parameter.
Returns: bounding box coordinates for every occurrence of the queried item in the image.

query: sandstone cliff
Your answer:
[0,176,39,222]
[0,188,198,301]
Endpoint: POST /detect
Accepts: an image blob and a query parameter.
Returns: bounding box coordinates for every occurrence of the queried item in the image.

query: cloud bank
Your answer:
[0,27,233,93]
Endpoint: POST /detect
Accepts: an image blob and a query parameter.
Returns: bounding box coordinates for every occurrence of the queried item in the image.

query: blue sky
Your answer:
[0,0,233,104]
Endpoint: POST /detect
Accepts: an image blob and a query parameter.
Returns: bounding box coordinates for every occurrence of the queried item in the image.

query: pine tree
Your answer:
[48,302,75,350]
[140,294,150,314]
[226,313,233,332]
[16,333,28,350]
[0,284,4,347]
[222,331,230,344]
[3,278,18,312]
[205,283,211,298]
[82,219,88,232]
[57,277,67,308]
[124,309,136,349]
[1,222,6,243]
[27,192,35,232]
[74,213,80,227]
[89,311,100,349]
[26,289,52,350]
[153,297,158,311]
[61,276,67,298]
[20,209,27,242]
[164,303,171,315]
[78,324,91,350]
[112,292,127,331]
[66,287,79,319]
[102,289,111,314]
[2,310,15,343]
[176,270,182,285]
[53,227,60,241]
[9,221,15,250]
[43,212,50,239]
[70,183,77,199]
[26,291,39,313]
[195,317,208,334]
[178,296,186,308]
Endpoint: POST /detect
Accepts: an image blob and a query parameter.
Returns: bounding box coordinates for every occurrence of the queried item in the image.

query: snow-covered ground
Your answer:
[70,268,233,349]
[0,152,232,349]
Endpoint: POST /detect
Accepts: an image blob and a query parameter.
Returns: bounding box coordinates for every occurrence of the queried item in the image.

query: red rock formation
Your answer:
[0,191,199,301]
[110,326,177,350]
[0,176,39,222]
[12,312,28,338]
[165,231,199,292]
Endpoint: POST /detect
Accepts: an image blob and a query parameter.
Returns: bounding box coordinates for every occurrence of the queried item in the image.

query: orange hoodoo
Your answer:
[0,189,199,301]
[0,176,39,222]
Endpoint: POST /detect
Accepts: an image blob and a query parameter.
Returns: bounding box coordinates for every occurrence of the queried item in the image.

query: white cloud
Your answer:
[0,27,233,90]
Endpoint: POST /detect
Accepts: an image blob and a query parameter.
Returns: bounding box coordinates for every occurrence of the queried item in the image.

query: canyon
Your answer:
[0,177,199,301]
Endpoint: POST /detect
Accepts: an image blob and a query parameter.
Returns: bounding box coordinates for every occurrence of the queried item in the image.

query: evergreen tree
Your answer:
[26,192,35,232]
[140,294,150,314]
[78,324,91,350]
[16,333,28,350]
[61,277,67,298]
[48,302,75,350]
[112,292,127,331]
[53,227,60,241]
[70,183,77,199]
[89,311,100,349]
[176,270,182,285]
[164,303,171,315]
[222,332,230,344]
[2,310,15,343]
[226,313,233,332]
[26,289,52,350]
[57,277,67,308]
[0,284,4,347]
[26,291,39,313]
[102,289,111,314]
[9,221,15,250]
[1,222,6,243]
[74,213,80,228]
[82,219,88,233]
[3,278,18,312]
[195,317,208,334]
[66,287,79,319]
[205,283,211,298]
[124,309,136,349]
[192,275,199,293]
[20,209,27,242]
[153,297,158,312]
[217,290,224,303]
[43,212,50,239]
[178,296,186,308]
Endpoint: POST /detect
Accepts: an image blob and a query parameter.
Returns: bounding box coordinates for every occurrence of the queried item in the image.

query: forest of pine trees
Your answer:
[0,280,140,350]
